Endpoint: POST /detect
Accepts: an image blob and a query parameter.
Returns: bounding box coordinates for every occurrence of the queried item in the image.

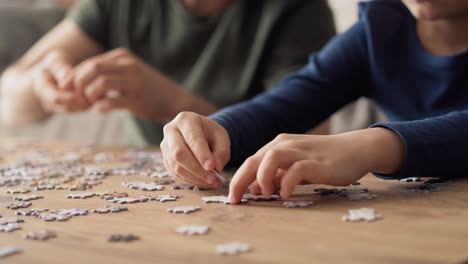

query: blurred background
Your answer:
[0,0,383,145]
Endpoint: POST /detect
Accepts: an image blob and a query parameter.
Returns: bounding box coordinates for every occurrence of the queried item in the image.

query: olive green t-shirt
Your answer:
[67,0,335,146]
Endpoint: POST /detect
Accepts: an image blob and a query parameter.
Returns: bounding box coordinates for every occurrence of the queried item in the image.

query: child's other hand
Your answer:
[228,128,405,204]
[160,112,231,187]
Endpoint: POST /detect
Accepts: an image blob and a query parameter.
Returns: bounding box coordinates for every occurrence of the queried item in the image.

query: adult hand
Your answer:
[160,112,231,187]
[69,48,191,121]
[228,128,405,204]
[32,51,90,113]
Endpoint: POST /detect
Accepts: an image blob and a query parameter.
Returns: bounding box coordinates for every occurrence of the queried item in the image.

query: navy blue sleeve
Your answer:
[371,110,468,179]
[211,21,371,166]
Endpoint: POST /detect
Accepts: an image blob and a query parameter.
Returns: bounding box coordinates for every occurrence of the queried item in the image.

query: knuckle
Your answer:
[291,161,308,173]
[265,149,283,162]
[116,47,130,55]
[243,157,257,168]
[275,133,289,142]
[176,111,192,122]
[88,62,102,73]
[159,140,167,152]
[162,123,173,134]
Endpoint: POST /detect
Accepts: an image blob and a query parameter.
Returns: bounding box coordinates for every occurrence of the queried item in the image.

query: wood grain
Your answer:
[0,143,467,264]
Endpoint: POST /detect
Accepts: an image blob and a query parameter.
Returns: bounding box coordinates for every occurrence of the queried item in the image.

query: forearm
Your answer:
[346,128,405,175]
[0,67,50,127]
[150,72,218,123]
[370,110,468,179]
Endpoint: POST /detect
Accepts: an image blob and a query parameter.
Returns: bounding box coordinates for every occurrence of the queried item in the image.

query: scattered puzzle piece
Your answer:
[176,225,210,235]
[283,201,314,208]
[201,195,248,204]
[6,202,32,210]
[91,205,128,214]
[145,171,170,178]
[57,208,89,216]
[153,179,175,185]
[342,208,383,222]
[13,194,43,201]
[34,184,55,191]
[167,206,201,214]
[172,184,211,191]
[107,197,138,204]
[122,181,145,189]
[0,217,25,225]
[400,177,421,182]
[23,230,57,241]
[347,193,377,201]
[154,194,179,203]
[0,247,22,258]
[37,213,70,222]
[66,192,96,199]
[108,234,139,242]
[100,192,128,200]
[5,188,30,194]
[216,241,252,255]
[15,208,49,216]
[243,193,280,201]
[0,223,22,232]
[140,183,165,191]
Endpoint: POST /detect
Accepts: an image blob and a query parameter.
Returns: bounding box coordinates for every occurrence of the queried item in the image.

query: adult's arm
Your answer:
[0,19,103,126]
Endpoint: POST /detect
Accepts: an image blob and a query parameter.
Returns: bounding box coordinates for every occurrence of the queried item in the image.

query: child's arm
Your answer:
[211,21,371,166]
[161,22,372,188]
[371,110,468,179]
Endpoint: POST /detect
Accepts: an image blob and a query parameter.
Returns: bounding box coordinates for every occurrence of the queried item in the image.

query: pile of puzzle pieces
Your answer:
[0,143,449,259]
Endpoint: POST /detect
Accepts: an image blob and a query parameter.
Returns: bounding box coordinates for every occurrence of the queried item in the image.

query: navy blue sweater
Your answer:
[211,0,468,179]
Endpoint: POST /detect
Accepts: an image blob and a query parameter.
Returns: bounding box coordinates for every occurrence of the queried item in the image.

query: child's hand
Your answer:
[228,128,405,204]
[160,112,231,187]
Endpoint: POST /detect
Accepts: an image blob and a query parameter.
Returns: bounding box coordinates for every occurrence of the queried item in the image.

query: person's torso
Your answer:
[362,0,468,122]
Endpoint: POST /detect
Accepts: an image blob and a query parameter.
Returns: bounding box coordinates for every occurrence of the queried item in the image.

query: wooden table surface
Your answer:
[0,143,467,264]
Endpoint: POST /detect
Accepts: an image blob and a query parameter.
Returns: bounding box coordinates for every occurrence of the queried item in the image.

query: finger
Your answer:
[94,96,127,113]
[178,114,215,171]
[73,59,126,94]
[85,75,126,101]
[164,125,220,186]
[46,57,73,87]
[257,149,303,196]
[248,181,262,195]
[162,154,206,187]
[228,156,260,204]
[249,170,284,195]
[205,121,231,172]
[280,161,323,198]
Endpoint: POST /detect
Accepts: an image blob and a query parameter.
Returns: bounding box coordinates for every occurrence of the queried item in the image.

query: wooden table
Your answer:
[0,143,467,264]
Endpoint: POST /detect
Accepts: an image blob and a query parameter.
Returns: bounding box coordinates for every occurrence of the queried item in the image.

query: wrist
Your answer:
[360,128,405,174]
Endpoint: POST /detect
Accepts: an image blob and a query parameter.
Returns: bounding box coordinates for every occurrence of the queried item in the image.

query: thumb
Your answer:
[206,120,231,172]
[178,115,216,171]
[49,60,73,88]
